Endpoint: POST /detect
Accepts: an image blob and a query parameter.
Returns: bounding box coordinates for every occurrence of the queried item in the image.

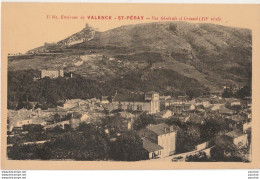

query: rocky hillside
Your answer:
[9,22,252,95]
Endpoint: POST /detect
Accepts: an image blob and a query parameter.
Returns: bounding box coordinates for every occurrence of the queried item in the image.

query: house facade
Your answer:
[225,130,248,146]
[41,69,64,79]
[110,91,160,114]
[139,123,176,159]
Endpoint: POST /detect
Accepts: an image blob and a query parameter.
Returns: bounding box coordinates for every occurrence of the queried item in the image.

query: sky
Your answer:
[2,3,259,54]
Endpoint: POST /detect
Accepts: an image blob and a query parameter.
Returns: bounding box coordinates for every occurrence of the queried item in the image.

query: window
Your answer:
[137,105,143,111]
[127,104,133,110]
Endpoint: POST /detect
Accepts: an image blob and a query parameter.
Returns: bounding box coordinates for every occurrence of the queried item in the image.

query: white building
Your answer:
[111,91,160,114]
[139,123,176,159]
[41,69,64,79]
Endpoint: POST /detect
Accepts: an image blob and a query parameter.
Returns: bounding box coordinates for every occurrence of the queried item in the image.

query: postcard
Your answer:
[1,2,260,169]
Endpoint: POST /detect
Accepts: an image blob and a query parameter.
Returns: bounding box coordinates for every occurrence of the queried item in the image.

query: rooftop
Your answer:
[225,130,245,139]
[41,68,63,71]
[147,123,175,136]
[145,91,159,95]
[226,98,241,103]
[219,107,234,114]
[231,115,247,122]
[113,93,146,102]
[142,137,163,152]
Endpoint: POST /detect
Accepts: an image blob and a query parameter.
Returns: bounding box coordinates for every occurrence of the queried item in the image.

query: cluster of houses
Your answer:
[7,90,252,161]
[102,91,251,160]
[7,98,105,133]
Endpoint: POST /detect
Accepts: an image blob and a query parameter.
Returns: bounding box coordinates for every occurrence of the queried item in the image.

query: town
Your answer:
[7,68,252,162]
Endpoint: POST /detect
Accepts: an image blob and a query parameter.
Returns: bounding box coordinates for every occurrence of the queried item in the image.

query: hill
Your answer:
[8,21,252,96]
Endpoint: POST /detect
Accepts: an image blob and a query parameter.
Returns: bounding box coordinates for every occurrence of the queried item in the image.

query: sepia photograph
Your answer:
[1,3,260,170]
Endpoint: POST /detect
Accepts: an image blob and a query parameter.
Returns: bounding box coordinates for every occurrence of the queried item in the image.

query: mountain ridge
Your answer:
[9,21,252,95]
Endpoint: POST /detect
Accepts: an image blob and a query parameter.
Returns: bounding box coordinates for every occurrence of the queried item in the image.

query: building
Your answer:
[154,110,174,120]
[80,113,90,122]
[211,104,224,111]
[163,96,189,107]
[44,120,70,130]
[167,104,192,114]
[70,118,81,129]
[218,107,235,116]
[224,114,247,130]
[195,141,211,151]
[63,99,84,109]
[101,96,109,104]
[142,137,163,159]
[195,98,212,108]
[15,119,33,127]
[210,90,222,96]
[160,110,174,119]
[243,122,251,133]
[139,123,176,159]
[64,72,73,79]
[41,69,64,79]
[110,91,160,114]
[226,98,241,107]
[225,130,248,146]
[159,95,171,101]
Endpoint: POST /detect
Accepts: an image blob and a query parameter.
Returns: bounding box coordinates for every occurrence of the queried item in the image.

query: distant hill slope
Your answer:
[9,22,252,95]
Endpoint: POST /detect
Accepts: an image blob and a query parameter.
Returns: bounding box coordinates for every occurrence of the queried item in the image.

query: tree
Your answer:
[186,151,209,162]
[235,85,251,99]
[175,125,201,153]
[51,125,64,133]
[109,131,148,161]
[7,144,41,160]
[42,124,110,160]
[22,124,44,133]
[64,124,72,132]
[54,113,61,123]
[200,119,222,141]
[133,113,155,131]
[211,135,250,162]
[222,88,233,98]
[64,113,73,121]
[165,117,182,127]
[186,88,202,99]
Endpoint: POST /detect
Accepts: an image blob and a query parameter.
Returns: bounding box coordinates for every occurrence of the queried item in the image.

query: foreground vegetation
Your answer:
[7,123,148,161]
